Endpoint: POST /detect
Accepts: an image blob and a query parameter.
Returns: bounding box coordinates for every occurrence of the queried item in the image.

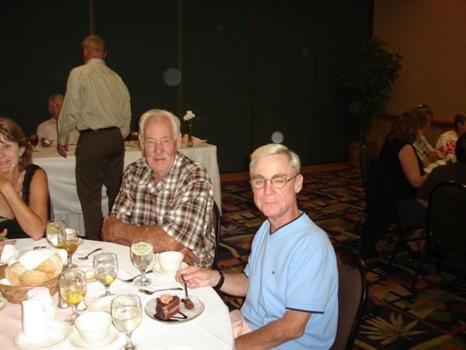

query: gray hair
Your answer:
[138,109,181,140]
[250,143,301,175]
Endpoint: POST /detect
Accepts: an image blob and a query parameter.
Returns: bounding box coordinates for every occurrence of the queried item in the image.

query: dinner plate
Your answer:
[14,320,72,350]
[69,325,120,349]
[152,261,189,277]
[145,293,204,324]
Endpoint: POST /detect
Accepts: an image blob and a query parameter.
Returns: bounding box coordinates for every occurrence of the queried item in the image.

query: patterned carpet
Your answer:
[217,167,466,349]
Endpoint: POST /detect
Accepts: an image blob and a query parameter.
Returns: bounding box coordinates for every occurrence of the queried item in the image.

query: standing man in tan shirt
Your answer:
[57,34,131,241]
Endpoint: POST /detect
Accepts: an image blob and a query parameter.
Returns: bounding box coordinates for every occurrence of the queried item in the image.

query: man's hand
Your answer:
[178,246,198,266]
[57,144,68,158]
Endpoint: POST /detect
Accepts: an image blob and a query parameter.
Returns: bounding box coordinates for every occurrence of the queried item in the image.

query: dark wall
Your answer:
[0,0,373,172]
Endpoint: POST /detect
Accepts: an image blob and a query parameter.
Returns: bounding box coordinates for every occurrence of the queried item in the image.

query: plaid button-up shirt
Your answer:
[111,152,215,267]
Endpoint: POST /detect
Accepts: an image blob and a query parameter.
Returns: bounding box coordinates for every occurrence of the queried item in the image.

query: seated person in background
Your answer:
[412,104,438,167]
[36,94,79,147]
[435,113,466,160]
[178,144,338,350]
[101,109,215,267]
[0,117,49,239]
[379,108,427,229]
[418,133,466,207]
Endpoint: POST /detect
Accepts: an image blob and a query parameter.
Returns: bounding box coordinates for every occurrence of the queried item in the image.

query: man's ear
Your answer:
[294,174,303,193]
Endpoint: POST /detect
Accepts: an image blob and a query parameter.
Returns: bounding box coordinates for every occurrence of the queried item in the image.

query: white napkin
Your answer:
[0,244,19,264]
[22,287,54,339]
[18,248,67,270]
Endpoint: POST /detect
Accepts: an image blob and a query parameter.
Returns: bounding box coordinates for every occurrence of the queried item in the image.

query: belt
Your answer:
[79,126,118,133]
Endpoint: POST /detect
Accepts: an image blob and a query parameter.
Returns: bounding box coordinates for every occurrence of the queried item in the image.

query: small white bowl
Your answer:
[75,311,111,344]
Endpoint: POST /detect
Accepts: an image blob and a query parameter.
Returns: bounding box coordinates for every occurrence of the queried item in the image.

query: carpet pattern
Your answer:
[217,168,466,349]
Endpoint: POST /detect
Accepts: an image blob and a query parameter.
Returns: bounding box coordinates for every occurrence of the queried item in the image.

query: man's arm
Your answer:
[101,216,197,265]
[235,309,311,350]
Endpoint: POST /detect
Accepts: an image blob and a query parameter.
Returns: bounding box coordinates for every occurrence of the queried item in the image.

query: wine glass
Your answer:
[58,227,81,269]
[93,252,119,297]
[46,220,65,248]
[130,240,153,287]
[59,269,87,324]
[111,294,142,350]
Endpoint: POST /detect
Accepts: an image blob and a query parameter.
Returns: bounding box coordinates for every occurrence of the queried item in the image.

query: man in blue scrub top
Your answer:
[178,143,338,349]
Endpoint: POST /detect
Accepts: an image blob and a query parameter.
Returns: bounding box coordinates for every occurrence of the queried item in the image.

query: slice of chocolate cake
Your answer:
[155,294,180,320]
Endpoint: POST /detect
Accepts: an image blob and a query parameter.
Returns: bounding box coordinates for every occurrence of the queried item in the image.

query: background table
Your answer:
[34,143,222,235]
[0,238,234,349]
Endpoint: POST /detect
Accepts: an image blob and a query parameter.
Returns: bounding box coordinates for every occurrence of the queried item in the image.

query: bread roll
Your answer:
[5,262,27,286]
[20,270,48,286]
[36,253,63,279]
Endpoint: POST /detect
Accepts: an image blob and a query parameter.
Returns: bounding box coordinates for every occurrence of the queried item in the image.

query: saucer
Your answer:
[152,261,189,277]
[15,320,72,350]
[69,325,119,349]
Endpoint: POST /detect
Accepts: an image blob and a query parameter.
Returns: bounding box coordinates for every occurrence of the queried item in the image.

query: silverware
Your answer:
[78,247,103,260]
[119,270,152,283]
[33,246,47,250]
[182,277,194,309]
[138,287,183,295]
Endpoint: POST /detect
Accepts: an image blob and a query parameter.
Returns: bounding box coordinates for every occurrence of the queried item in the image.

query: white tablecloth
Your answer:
[0,239,234,349]
[33,143,222,235]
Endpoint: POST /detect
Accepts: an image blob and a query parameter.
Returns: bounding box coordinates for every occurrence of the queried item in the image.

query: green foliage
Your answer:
[338,36,402,142]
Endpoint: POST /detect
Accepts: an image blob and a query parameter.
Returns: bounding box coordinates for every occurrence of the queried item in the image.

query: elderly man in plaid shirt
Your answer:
[102,109,215,267]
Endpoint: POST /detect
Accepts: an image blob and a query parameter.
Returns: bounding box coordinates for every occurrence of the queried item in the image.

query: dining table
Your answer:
[33,142,222,235]
[0,238,234,349]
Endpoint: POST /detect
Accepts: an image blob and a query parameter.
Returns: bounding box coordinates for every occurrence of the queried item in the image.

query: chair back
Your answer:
[427,181,466,254]
[212,201,221,269]
[331,247,367,350]
[365,160,398,227]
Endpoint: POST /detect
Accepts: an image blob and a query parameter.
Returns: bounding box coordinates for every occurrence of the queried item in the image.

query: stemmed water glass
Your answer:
[58,227,81,269]
[93,252,119,297]
[130,239,153,287]
[46,219,65,248]
[59,269,87,324]
[111,294,142,350]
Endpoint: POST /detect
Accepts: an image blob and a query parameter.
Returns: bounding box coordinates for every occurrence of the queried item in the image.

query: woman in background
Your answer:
[0,116,49,239]
[379,108,427,231]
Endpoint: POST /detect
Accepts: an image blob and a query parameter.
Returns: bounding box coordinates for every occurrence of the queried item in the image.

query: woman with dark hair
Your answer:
[435,113,466,160]
[379,108,427,229]
[0,116,49,240]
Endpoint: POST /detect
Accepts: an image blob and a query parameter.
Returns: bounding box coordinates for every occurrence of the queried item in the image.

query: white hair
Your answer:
[249,143,301,175]
[138,109,181,140]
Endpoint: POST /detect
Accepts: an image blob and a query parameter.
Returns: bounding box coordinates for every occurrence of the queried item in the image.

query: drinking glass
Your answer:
[93,252,119,297]
[130,240,153,286]
[59,269,87,324]
[58,227,81,269]
[46,220,65,248]
[111,294,142,350]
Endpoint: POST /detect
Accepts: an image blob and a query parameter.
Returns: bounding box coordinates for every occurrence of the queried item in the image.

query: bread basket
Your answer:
[0,266,59,304]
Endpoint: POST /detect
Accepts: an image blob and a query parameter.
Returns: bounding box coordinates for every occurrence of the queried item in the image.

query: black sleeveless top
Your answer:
[0,164,50,239]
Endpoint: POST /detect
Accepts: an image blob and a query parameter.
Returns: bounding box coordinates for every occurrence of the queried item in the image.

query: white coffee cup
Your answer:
[75,311,111,344]
[157,251,184,273]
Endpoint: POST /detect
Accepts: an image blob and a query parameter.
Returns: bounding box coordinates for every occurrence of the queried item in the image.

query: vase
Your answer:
[187,123,194,147]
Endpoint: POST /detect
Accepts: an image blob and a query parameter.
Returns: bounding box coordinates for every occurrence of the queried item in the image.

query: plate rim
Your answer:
[14,320,72,350]
[69,325,119,349]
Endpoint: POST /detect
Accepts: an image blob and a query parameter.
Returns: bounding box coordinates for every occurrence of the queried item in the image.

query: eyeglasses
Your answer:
[250,174,298,189]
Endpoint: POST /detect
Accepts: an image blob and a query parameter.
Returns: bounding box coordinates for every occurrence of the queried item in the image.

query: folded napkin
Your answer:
[19,248,66,270]
[0,244,19,265]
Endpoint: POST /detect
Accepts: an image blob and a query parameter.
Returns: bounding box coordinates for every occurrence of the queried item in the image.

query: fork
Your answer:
[119,270,152,283]
[78,248,103,260]
[138,287,183,295]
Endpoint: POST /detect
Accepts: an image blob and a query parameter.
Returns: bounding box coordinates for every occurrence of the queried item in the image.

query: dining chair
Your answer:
[360,160,424,264]
[212,201,221,269]
[425,181,466,270]
[331,247,368,350]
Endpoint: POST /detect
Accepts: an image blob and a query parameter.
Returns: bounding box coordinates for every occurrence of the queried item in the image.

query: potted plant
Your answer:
[338,35,402,166]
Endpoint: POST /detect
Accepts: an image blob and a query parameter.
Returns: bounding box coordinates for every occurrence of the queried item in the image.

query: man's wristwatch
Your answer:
[213,270,225,291]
